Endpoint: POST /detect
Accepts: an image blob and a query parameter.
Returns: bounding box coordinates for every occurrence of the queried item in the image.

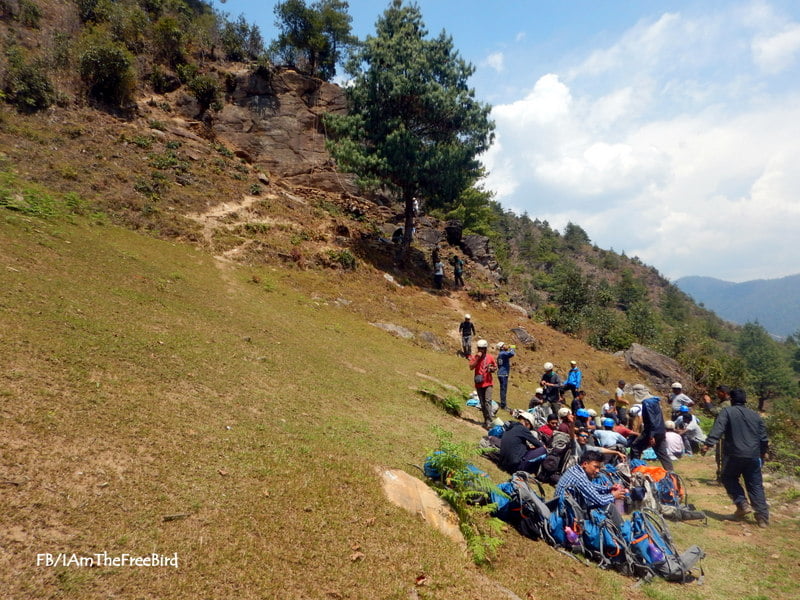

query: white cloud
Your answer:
[482,51,505,73]
[483,3,800,281]
[752,23,800,73]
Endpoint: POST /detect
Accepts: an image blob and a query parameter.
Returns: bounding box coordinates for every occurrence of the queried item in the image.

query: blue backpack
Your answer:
[629,509,704,582]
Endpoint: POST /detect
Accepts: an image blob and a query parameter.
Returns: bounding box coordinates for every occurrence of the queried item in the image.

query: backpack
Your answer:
[629,509,704,583]
[630,466,705,522]
[500,472,555,543]
[655,471,686,508]
[536,432,574,485]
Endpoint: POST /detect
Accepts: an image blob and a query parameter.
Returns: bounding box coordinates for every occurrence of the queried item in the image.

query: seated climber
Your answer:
[572,428,626,464]
[574,408,597,433]
[556,449,627,526]
[593,418,629,449]
[498,411,547,474]
[537,413,560,447]
[664,420,684,460]
[556,407,573,433]
[527,390,552,427]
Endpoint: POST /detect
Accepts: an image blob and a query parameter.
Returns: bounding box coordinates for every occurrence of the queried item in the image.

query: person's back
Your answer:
[593,428,626,448]
[709,404,767,458]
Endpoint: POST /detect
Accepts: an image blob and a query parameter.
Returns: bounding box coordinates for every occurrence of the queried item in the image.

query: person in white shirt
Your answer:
[664,420,684,460]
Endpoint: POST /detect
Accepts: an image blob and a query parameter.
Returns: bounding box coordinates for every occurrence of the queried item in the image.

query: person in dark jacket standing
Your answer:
[458,314,476,356]
[629,384,674,472]
[702,388,770,527]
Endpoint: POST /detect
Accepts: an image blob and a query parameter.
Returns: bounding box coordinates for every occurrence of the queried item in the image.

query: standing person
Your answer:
[433,257,444,289]
[540,362,562,416]
[452,255,465,289]
[701,389,770,527]
[615,380,629,425]
[495,342,516,411]
[562,360,582,399]
[629,384,674,472]
[458,314,476,356]
[570,389,587,415]
[668,382,695,420]
[469,339,498,428]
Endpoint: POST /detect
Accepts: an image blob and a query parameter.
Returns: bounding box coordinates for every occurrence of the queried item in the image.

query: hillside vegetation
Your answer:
[1,1,799,598]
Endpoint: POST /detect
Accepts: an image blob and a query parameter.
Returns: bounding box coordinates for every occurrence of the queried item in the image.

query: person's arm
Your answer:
[758,417,769,458]
[468,354,480,369]
[702,409,729,450]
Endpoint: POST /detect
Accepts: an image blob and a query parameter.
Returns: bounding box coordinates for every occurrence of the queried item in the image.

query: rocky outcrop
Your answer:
[511,327,537,351]
[208,67,357,193]
[623,343,693,392]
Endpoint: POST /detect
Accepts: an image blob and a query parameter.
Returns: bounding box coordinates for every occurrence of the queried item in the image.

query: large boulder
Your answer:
[623,343,693,392]
[511,327,537,351]
[444,220,463,245]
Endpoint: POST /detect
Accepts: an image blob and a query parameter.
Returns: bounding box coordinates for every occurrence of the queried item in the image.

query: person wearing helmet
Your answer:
[469,339,498,428]
[664,420,684,460]
[556,407,573,433]
[495,341,516,411]
[675,404,706,455]
[593,418,629,449]
[458,314,476,356]
[562,360,582,400]
[497,411,546,474]
[668,382,695,420]
[540,362,562,415]
[575,408,596,433]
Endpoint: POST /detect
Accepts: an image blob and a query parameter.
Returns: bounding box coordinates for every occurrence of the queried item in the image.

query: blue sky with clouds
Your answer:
[214,0,800,282]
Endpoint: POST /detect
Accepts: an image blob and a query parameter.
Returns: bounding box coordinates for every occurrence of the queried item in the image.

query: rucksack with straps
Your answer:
[629,509,704,582]
[631,466,705,522]
[499,471,555,544]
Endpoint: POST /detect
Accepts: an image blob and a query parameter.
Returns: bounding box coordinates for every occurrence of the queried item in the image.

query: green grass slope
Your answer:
[1,210,799,599]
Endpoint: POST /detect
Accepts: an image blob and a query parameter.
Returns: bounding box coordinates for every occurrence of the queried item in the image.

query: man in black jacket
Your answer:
[498,412,546,474]
[702,388,770,527]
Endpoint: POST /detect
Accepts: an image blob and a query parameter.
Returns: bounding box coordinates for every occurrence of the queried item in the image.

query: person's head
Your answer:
[558,407,571,420]
[534,387,544,398]
[587,409,597,418]
[576,408,590,420]
[496,341,505,349]
[671,382,683,393]
[618,380,626,388]
[629,404,642,418]
[603,418,615,429]
[464,314,471,321]
[547,414,559,427]
[579,450,605,478]
[715,385,731,400]
[730,388,747,405]
[543,361,554,372]
[576,428,591,444]
[518,412,536,429]
[476,339,488,353]
[576,390,586,398]
[570,360,578,368]
[665,420,676,430]
[607,398,616,405]
[632,384,651,402]
[679,405,690,414]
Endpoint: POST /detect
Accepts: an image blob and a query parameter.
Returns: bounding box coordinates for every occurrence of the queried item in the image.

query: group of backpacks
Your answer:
[493,469,705,583]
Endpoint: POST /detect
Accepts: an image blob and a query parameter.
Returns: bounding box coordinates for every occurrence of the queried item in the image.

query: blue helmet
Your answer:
[679,405,690,413]
[576,408,590,418]
[602,418,615,427]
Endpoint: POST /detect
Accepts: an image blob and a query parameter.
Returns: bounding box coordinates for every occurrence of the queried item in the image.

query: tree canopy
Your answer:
[324,0,494,262]
[270,0,357,81]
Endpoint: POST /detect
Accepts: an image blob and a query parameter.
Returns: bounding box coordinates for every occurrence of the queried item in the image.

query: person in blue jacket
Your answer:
[629,384,674,472]
[495,342,516,411]
[562,360,582,400]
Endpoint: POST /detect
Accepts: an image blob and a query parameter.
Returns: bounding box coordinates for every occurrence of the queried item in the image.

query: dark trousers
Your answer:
[630,432,674,472]
[476,385,494,428]
[721,456,769,521]
[515,446,548,474]
[498,375,509,408]
[562,383,579,399]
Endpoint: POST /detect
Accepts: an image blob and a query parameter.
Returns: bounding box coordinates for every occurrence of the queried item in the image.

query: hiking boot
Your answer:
[756,516,769,528]
[732,504,752,520]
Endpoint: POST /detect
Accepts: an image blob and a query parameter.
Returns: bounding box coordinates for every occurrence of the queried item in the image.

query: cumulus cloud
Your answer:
[482,2,800,281]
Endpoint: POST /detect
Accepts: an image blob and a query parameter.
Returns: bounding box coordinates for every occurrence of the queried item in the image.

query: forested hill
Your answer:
[676,274,800,338]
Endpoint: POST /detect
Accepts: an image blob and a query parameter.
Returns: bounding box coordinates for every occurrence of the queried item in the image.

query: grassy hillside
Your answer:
[2,194,800,599]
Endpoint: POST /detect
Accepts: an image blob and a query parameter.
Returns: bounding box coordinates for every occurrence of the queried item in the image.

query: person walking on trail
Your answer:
[701,388,770,527]
[495,341,516,411]
[469,339,498,428]
[458,314,476,356]
[562,360,582,399]
[452,255,465,289]
[668,382,694,420]
[433,258,444,289]
[629,384,674,472]
[540,362,562,415]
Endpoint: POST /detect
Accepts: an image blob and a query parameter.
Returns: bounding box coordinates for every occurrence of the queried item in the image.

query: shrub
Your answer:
[187,73,220,115]
[2,47,55,112]
[18,0,41,27]
[78,33,136,105]
[153,16,185,66]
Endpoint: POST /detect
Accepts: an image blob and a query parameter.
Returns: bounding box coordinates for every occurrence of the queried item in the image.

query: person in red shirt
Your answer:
[469,339,497,428]
[613,421,638,446]
[537,414,560,447]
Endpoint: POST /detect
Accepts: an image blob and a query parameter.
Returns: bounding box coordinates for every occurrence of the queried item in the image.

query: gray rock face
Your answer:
[623,343,693,392]
[461,235,498,270]
[510,327,537,351]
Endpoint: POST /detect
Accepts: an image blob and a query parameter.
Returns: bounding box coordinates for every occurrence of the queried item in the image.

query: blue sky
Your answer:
[214,0,800,282]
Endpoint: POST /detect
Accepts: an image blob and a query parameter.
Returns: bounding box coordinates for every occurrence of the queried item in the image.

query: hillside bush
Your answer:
[2,47,55,112]
[18,0,40,27]
[153,15,185,66]
[187,73,221,115]
[78,32,136,105]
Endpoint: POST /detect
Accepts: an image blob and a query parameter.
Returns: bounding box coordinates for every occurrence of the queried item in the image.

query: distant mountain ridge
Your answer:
[675,274,800,337]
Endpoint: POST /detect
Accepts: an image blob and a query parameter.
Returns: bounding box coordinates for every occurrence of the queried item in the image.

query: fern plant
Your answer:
[425,427,507,564]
